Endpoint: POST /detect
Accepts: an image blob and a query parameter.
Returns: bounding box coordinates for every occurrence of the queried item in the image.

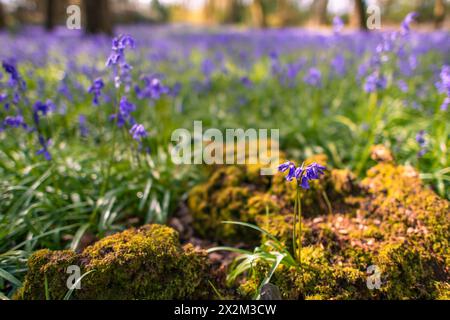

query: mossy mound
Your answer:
[16,224,213,300]
[187,151,449,299]
[187,155,360,242]
[237,161,449,300]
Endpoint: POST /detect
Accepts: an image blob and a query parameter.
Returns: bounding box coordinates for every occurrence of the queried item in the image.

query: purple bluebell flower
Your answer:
[331,55,346,77]
[333,16,344,34]
[36,135,52,161]
[401,12,418,35]
[106,35,136,89]
[416,130,428,158]
[364,72,387,93]
[278,161,292,173]
[33,100,53,117]
[88,78,104,106]
[397,80,408,93]
[107,34,136,67]
[240,76,253,88]
[2,60,26,89]
[201,59,215,79]
[79,115,89,137]
[4,115,26,129]
[286,163,296,182]
[169,82,182,98]
[435,65,450,111]
[279,161,326,189]
[0,93,7,103]
[130,123,147,142]
[111,96,136,128]
[135,75,169,100]
[304,68,322,87]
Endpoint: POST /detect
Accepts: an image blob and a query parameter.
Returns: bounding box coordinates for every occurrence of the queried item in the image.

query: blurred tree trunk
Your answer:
[312,0,328,26]
[0,2,5,29]
[351,0,367,30]
[434,0,446,29]
[223,0,243,24]
[83,0,112,35]
[251,0,268,28]
[45,0,56,31]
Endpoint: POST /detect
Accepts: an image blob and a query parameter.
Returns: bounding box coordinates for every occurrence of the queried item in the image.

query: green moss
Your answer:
[375,241,445,299]
[231,160,449,300]
[16,225,214,300]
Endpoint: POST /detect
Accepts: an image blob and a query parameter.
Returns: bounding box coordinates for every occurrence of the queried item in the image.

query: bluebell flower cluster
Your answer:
[436,65,449,111]
[130,124,147,142]
[401,12,418,35]
[36,135,52,161]
[106,34,136,89]
[304,68,322,88]
[333,16,344,35]
[416,130,428,158]
[79,115,89,138]
[364,71,387,93]
[135,75,169,100]
[110,96,137,128]
[278,161,326,190]
[88,78,105,106]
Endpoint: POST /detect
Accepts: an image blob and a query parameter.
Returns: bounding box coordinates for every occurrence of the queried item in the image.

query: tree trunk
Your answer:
[434,0,446,29]
[0,2,6,29]
[351,0,367,30]
[224,0,242,24]
[83,0,113,35]
[251,0,267,28]
[312,0,328,26]
[45,0,57,31]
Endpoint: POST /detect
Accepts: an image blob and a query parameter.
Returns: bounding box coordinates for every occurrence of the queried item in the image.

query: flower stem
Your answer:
[297,186,302,268]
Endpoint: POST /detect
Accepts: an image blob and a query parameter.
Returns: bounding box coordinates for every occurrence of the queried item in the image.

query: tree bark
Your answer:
[251,0,268,28]
[45,0,57,31]
[434,0,446,29]
[312,0,328,26]
[351,0,368,30]
[83,0,113,35]
[0,2,6,29]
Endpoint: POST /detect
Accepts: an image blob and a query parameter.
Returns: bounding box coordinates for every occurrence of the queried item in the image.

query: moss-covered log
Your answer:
[16,225,214,300]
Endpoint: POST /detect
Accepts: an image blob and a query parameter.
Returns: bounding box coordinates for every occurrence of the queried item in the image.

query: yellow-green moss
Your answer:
[230,160,449,300]
[16,225,213,300]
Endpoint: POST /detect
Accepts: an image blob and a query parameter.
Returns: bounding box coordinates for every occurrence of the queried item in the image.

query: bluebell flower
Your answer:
[240,76,253,88]
[286,164,296,182]
[401,12,418,35]
[2,60,26,89]
[111,96,136,128]
[331,55,346,77]
[333,16,344,34]
[364,72,387,93]
[130,123,147,142]
[4,115,26,129]
[416,130,428,157]
[436,65,450,111]
[397,80,408,93]
[305,163,326,180]
[0,93,7,103]
[33,100,53,117]
[278,161,292,173]
[106,35,136,89]
[88,78,104,106]
[278,161,326,189]
[304,68,322,87]
[79,115,89,138]
[36,135,52,161]
[135,75,169,100]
